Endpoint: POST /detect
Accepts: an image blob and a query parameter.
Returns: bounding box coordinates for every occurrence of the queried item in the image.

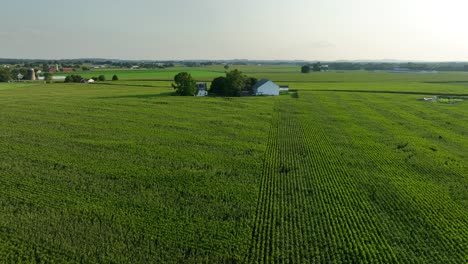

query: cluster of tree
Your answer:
[64,74,115,83]
[138,63,174,69]
[1,68,37,81]
[183,61,226,67]
[172,72,196,96]
[0,67,11,82]
[43,73,53,83]
[0,67,56,82]
[172,70,258,97]
[64,75,84,83]
[301,62,324,73]
[210,70,257,97]
[11,68,28,80]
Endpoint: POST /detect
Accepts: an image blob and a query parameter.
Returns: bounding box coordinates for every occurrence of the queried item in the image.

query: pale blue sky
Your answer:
[1,0,468,60]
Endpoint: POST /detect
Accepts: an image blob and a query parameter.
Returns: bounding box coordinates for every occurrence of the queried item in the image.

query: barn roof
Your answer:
[252,79,270,90]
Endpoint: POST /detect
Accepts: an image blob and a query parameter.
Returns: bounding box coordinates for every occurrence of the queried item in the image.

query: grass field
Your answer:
[72,65,468,83]
[0,69,467,263]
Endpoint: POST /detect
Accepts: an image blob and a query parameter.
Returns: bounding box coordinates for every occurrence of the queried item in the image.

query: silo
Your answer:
[29,68,36,81]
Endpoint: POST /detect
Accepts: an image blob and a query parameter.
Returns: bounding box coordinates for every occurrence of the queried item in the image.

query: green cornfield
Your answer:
[0,69,467,263]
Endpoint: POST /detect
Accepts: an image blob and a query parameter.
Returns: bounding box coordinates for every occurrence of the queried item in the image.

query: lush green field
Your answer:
[250,90,467,263]
[0,83,276,262]
[72,65,468,83]
[0,69,467,263]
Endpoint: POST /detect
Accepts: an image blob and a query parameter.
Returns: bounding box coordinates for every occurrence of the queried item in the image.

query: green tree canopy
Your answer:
[301,65,310,73]
[209,69,251,97]
[172,72,196,96]
[112,75,119,81]
[210,76,227,96]
[244,77,258,92]
[312,62,322,72]
[43,73,53,83]
[225,69,246,97]
[0,67,12,82]
[65,75,83,83]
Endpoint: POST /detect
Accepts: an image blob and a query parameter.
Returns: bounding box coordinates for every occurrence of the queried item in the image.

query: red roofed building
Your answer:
[48,68,57,73]
[62,68,73,73]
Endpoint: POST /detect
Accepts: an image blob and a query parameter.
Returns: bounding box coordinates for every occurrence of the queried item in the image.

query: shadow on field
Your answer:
[313,89,468,96]
[95,92,174,99]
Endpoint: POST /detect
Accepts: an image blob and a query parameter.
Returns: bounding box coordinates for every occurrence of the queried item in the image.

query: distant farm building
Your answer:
[195,82,208,97]
[252,79,280,96]
[62,68,73,73]
[48,64,60,73]
[279,85,289,92]
[80,79,95,84]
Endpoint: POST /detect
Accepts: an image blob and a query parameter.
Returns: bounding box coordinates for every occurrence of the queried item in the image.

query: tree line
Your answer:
[172,70,257,97]
[64,75,119,83]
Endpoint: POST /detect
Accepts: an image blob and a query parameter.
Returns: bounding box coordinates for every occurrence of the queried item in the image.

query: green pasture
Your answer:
[68,65,468,83]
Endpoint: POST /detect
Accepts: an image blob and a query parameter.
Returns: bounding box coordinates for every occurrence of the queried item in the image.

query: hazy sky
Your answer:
[1,0,468,61]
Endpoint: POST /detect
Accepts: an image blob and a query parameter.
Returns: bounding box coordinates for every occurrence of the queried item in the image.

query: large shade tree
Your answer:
[0,67,12,82]
[225,69,247,97]
[172,72,196,96]
[210,76,228,96]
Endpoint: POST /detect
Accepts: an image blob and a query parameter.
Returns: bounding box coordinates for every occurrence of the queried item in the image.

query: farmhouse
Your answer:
[195,82,208,97]
[252,79,280,96]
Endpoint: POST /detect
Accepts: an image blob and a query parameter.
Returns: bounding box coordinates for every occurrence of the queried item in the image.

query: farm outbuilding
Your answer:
[279,85,289,92]
[80,79,95,83]
[252,79,280,96]
[195,82,208,97]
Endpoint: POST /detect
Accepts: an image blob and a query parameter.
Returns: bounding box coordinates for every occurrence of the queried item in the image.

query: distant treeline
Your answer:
[2,59,468,71]
[326,62,468,71]
[0,60,176,70]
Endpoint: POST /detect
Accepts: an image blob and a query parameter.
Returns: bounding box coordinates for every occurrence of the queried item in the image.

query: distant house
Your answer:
[62,68,73,73]
[48,68,57,73]
[195,82,208,97]
[252,79,280,96]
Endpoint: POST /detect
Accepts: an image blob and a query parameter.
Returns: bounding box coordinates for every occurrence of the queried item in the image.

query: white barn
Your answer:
[252,79,280,96]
